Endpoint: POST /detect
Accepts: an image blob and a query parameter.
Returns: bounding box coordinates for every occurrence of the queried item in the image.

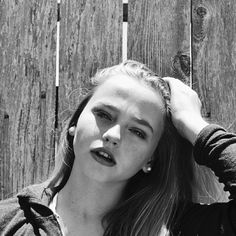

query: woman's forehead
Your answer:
[89,75,165,130]
[93,74,161,101]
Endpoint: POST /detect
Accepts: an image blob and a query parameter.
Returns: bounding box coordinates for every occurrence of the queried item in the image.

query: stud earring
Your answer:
[68,126,75,136]
[142,164,152,173]
[146,166,152,172]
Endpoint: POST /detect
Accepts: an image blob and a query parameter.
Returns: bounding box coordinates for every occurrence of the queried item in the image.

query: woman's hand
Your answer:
[163,77,209,144]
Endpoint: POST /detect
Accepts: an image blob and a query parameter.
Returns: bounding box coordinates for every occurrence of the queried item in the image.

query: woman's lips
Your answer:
[90,147,116,167]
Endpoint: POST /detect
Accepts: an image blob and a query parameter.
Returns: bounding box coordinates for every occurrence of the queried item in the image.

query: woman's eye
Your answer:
[95,109,112,121]
[130,128,146,139]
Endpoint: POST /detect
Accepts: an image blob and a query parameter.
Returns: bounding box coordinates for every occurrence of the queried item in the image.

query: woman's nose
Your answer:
[102,124,121,147]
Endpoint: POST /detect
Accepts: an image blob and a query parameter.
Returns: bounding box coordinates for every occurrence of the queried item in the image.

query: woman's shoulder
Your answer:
[173,200,236,235]
[0,184,43,214]
[0,183,54,235]
[0,183,46,213]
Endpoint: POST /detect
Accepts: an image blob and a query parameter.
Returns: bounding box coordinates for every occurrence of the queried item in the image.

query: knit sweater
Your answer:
[0,124,235,235]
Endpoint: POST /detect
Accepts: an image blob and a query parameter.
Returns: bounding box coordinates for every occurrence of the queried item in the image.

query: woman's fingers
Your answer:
[163,77,201,117]
[163,77,208,144]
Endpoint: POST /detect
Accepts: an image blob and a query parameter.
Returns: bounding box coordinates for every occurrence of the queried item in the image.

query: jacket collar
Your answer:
[17,183,53,207]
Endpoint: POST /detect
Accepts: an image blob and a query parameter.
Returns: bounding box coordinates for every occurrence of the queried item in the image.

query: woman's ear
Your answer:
[142,159,153,173]
[68,126,76,136]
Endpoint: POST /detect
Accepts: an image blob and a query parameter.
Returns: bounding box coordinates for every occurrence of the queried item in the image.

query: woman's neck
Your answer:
[56,169,125,223]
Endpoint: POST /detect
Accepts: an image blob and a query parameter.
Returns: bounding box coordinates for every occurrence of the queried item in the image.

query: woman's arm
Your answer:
[164,77,236,199]
[164,78,236,235]
[193,124,236,199]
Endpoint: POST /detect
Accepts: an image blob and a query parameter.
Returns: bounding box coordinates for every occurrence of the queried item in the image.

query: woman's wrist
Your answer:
[175,115,209,145]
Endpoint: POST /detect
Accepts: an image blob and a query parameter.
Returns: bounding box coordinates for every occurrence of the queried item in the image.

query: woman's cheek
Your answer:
[125,142,147,162]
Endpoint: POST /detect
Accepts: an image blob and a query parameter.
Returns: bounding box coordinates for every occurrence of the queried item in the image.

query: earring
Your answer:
[142,164,152,173]
[68,126,75,136]
[146,166,152,172]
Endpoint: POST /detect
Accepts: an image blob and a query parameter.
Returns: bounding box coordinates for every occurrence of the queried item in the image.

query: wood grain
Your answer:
[192,0,236,131]
[0,0,57,199]
[58,0,122,130]
[128,0,191,82]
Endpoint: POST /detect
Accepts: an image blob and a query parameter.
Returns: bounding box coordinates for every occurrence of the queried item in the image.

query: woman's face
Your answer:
[72,74,165,184]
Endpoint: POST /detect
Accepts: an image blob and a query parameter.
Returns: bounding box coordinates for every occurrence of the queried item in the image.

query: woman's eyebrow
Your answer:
[96,103,119,112]
[132,117,154,133]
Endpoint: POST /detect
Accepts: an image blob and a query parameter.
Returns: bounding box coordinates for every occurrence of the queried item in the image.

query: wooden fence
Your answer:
[0,0,236,200]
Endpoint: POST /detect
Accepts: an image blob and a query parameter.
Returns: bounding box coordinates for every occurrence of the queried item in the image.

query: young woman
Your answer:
[0,60,235,235]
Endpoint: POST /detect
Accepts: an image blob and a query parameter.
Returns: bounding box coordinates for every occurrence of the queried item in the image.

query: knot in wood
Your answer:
[196,6,207,18]
[40,91,46,99]
[193,5,209,42]
[4,112,9,119]
[172,52,190,80]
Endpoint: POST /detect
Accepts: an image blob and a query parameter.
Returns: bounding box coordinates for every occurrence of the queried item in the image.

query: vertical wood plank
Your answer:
[128,0,191,81]
[0,0,57,199]
[192,0,236,131]
[58,0,122,127]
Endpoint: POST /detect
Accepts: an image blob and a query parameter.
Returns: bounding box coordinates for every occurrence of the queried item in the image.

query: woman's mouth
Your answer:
[90,148,116,167]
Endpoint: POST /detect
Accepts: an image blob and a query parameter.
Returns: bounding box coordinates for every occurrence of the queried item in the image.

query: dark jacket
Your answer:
[0,124,236,235]
[0,184,62,235]
[173,125,236,235]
